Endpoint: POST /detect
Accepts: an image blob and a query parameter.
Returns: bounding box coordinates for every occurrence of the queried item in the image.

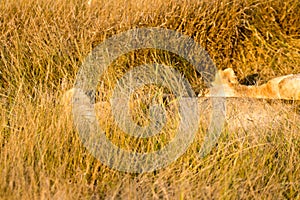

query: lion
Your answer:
[61,70,300,134]
[204,68,300,100]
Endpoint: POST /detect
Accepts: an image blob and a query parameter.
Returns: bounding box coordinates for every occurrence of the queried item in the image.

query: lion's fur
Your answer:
[206,68,300,100]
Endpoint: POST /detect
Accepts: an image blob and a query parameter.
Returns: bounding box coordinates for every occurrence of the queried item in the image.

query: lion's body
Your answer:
[206,68,300,100]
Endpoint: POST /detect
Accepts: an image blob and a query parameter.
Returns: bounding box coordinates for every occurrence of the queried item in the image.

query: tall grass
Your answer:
[0,0,299,199]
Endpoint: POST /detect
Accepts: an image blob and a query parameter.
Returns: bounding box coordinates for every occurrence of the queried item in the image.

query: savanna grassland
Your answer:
[0,0,300,199]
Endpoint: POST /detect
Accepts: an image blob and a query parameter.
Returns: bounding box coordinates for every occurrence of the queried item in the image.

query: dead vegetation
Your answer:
[0,0,300,199]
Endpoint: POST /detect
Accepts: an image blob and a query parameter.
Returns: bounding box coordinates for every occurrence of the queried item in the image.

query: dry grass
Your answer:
[0,0,300,199]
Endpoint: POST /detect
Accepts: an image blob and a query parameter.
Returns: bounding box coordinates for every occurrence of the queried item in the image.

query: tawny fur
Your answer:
[205,68,300,100]
[61,76,300,133]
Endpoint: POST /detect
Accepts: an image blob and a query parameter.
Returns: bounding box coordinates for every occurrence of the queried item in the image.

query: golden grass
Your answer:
[0,0,300,199]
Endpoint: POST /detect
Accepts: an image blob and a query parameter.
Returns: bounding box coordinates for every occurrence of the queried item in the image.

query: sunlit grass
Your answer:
[0,0,299,199]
